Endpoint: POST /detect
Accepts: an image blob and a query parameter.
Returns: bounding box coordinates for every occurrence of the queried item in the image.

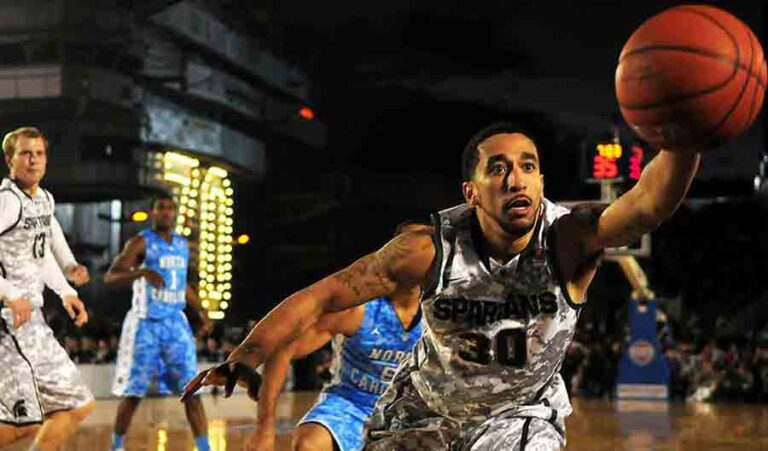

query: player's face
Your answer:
[152,198,177,231]
[463,133,543,235]
[6,137,47,188]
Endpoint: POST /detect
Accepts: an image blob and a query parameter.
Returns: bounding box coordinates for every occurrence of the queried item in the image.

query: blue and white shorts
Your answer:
[112,310,197,397]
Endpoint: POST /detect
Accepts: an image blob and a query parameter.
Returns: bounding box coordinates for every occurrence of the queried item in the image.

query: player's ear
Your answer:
[462,181,477,206]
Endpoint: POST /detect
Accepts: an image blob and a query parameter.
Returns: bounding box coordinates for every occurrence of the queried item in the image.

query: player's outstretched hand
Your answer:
[242,424,275,451]
[180,362,261,403]
[62,295,88,327]
[65,264,90,286]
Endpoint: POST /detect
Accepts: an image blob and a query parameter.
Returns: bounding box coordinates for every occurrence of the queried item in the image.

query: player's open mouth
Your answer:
[503,197,532,214]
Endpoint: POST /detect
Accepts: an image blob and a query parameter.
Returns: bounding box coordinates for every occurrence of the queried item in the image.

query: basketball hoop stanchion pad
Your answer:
[616,299,670,400]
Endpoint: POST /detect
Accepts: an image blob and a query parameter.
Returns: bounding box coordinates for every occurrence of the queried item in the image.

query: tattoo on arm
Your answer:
[331,234,413,299]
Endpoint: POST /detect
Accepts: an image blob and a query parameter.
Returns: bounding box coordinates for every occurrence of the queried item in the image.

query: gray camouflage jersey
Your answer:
[0,178,54,308]
[411,199,580,420]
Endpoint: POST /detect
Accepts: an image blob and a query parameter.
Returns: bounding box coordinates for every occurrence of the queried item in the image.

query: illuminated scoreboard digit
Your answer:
[584,140,649,183]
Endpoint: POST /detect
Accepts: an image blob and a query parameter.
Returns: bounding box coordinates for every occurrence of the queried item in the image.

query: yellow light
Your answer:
[163,173,191,185]
[208,166,228,178]
[189,190,198,197]
[225,218,233,226]
[200,290,208,298]
[237,234,250,245]
[188,199,197,208]
[177,215,186,224]
[224,283,231,290]
[223,226,233,235]
[225,198,234,206]
[225,188,234,196]
[208,311,225,320]
[207,254,215,262]
[225,245,232,253]
[201,300,209,308]
[192,168,200,177]
[223,292,231,300]
[225,207,234,216]
[191,179,199,187]
[179,205,187,214]
[220,301,229,310]
[224,263,232,271]
[207,244,215,252]
[157,427,168,451]
[206,275,214,282]
[207,264,215,272]
[165,151,200,167]
[223,179,231,187]
[184,227,191,236]
[131,211,149,222]
[199,270,207,277]
[175,226,183,234]
[200,280,207,287]
[182,186,189,195]
[188,209,195,218]
[216,265,225,273]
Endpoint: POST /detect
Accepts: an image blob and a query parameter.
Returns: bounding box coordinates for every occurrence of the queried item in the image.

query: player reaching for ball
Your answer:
[182,4,765,450]
[183,121,701,450]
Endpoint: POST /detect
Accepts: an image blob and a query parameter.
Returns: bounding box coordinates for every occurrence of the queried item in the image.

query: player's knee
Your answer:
[71,400,96,423]
[292,431,329,451]
[0,424,38,445]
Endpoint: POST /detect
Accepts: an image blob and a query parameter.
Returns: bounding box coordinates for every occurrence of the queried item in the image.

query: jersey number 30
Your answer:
[32,233,46,259]
[458,329,527,367]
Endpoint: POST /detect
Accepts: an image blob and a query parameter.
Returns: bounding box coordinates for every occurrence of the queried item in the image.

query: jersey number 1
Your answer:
[32,233,46,259]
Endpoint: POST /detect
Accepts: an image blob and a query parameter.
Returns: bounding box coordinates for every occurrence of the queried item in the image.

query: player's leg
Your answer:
[17,310,95,451]
[0,316,45,447]
[464,417,564,451]
[293,423,337,451]
[33,401,95,451]
[0,424,38,447]
[110,311,159,450]
[161,312,210,451]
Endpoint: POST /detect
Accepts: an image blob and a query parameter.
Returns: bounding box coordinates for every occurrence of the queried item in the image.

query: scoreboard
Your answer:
[584,140,653,184]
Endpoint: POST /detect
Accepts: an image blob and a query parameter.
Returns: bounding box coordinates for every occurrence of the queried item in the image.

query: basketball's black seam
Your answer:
[744,32,764,129]
[618,6,757,110]
[709,20,758,139]
[619,45,764,90]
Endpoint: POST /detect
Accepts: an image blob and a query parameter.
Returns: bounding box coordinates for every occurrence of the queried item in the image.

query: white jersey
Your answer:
[0,178,74,307]
[411,199,580,420]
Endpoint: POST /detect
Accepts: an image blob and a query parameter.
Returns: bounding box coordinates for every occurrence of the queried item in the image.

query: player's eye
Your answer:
[489,163,506,175]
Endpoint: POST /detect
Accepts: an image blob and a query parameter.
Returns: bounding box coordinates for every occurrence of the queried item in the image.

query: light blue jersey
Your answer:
[112,228,197,398]
[132,229,189,320]
[300,297,422,451]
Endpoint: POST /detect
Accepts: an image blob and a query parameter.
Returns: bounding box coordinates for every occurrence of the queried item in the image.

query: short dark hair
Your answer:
[461,122,538,182]
[150,192,176,210]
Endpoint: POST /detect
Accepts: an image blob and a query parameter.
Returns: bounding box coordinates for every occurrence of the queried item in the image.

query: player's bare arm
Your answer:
[248,310,359,451]
[186,285,213,335]
[229,227,433,366]
[181,227,434,399]
[51,216,89,286]
[103,236,164,288]
[555,150,700,301]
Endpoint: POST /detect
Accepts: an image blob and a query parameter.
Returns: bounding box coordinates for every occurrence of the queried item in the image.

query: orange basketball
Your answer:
[616,5,766,150]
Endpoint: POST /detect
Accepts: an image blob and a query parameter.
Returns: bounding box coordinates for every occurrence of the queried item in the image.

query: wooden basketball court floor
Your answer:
[6,393,768,450]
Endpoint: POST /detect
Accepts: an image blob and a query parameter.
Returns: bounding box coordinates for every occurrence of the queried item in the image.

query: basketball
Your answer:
[616,5,766,150]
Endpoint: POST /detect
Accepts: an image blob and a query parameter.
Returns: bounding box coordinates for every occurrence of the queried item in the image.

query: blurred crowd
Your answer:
[51,310,768,404]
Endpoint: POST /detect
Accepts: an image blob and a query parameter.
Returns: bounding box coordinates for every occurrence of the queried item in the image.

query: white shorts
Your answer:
[0,308,93,425]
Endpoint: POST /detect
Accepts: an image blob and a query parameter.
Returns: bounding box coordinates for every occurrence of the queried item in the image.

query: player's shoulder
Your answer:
[124,233,148,251]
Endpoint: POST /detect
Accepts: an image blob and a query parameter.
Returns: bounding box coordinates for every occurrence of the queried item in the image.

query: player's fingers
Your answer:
[13,312,20,329]
[76,309,88,327]
[180,371,208,402]
[63,302,76,319]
